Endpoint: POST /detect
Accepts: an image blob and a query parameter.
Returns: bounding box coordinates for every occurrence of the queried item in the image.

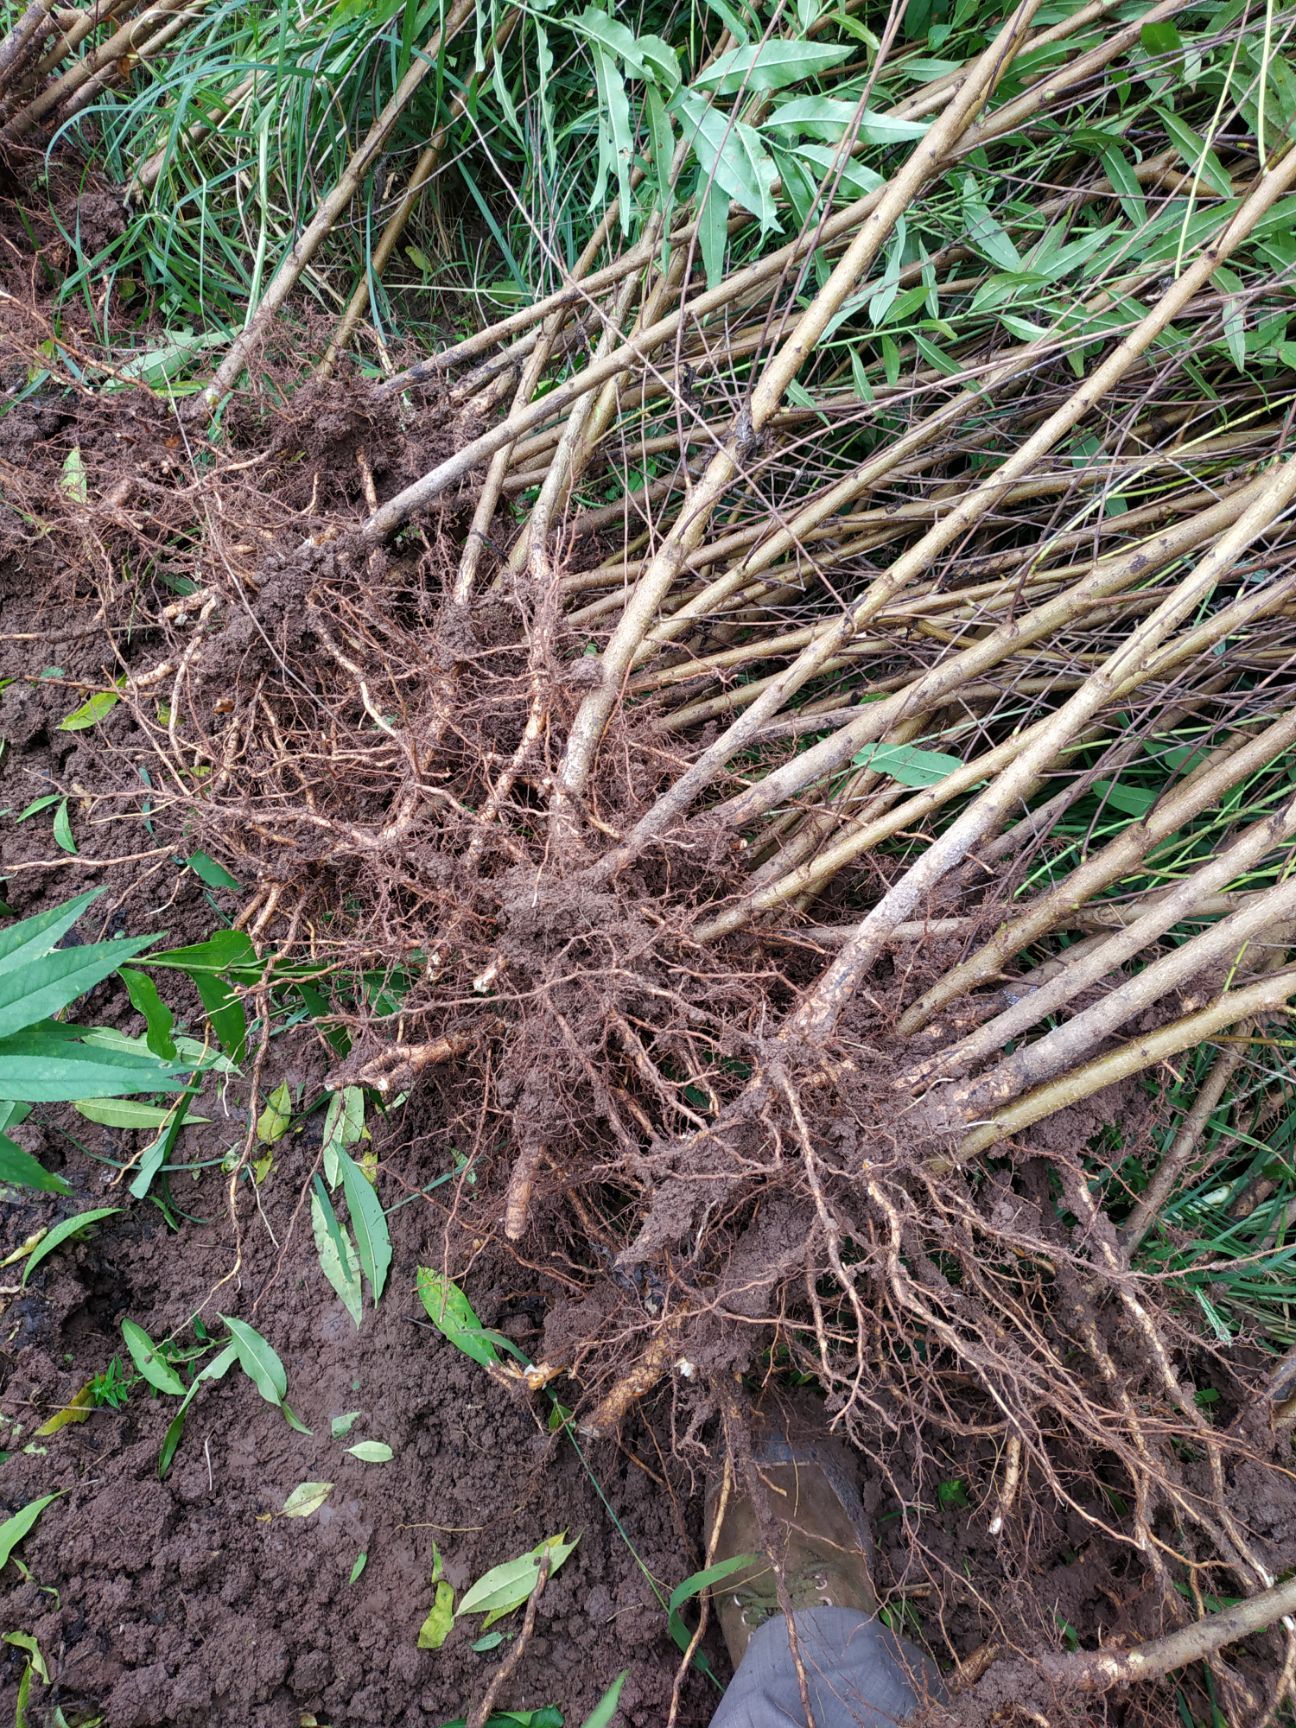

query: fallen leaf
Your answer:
[346,1441,392,1463]
[34,1383,93,1436]
[256,1082,292,1145]
[417,1579,455,1650]
[280,1482,333,1519]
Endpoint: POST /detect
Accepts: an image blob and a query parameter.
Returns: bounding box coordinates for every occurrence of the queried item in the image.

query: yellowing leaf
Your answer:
[34,1382,94,1435]
[280,1481,333,1518]
[0,1229,46,1270]
[60,446,87,503]
[3,1630,49,1683]
[257,1082,292,1144]
[417,1579,455,1650]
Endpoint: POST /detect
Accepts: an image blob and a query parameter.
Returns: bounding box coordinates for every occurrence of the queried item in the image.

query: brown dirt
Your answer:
[0,1119,715,1728]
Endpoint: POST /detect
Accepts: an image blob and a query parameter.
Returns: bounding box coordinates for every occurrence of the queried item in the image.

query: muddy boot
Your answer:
[705,1430,878,1667]
[705,1426,944,1728]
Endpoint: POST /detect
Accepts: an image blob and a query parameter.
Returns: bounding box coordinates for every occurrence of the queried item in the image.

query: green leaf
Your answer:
[850,741,963,787]
[349,1551,368,1584]
[21,1208,119,1286]
[190,970,246,1061]
[143,932,256,1054]
[184,850,241,889]
[700,0,750,43]
[312,1183,363,1328]
[145,928,260,978]
[418,1579,456,1649]
[60,446,86,503]
[0,891,99,971]
[1140,19,1182,55]
[14,794,60,823]
[0,932,157,1041]
[281,1481,332,1518]
[322,1085,366,1185]
[118,966,176,1059]
[458,1533,579,1625]
[0,1023,188,1102]
[127,1099,190,1200]
[335,1142,390,1304]
[697,180,729,292]
[74,1097,206,1130]
[0,1493,60,1570]
[121,1318,186,1395]
[590,46,634,232]
[347,1441,393,1462]
[220,1314,288,1406]
[767,95,929,148]
[789,142,883,202]
[571,6,648,70]
[82,1025,233,1073]
[1083,131,1145,225]
[668,1552,759,1672]
[159,1343,238,1476]
[579,1671,628,1728]
[57,689,120,732]
[257,1081,293,1144]
[692,40,851,95]
[1152,105,1232,197]
[1093,777,1158,816]
[0,1134,70,1195]
[960,175,1021,271]
[416,1268,503,1368]
[331,1410,362,1438]
[672,87,779,230]
[52,798,75,855]
[471,1632,505,1652]
[2,1631,49,1684]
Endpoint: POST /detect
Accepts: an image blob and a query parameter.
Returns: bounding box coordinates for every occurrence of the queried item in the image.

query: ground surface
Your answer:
[0,1110,710,1728]
[0,619,709,1727]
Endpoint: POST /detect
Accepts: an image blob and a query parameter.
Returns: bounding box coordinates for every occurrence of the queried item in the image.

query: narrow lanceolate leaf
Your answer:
[57,689,120,731]
[851,742,965,788]
[0,1133,71,1195]
[671,88,779,230]
[0,893,100,972]
[256,1081,293,1144]
[121,1319,186,1395]
[692,40,852,95]
[59,446,86,501]
[346,1441,393,1462]
[74,1098,206,1130]
[334,1143,390,1304]
[21,1208,120,1286]
[580,1671,629,1728]
[0,1026,187,1103]
[0,934,158,1041]
[0,1493,61,1569]
[220,1314,289,1406]
[52,798,76,854]
[416,1269,502,1367]
[118,966,176,1060]
[312,1183,363,1328]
